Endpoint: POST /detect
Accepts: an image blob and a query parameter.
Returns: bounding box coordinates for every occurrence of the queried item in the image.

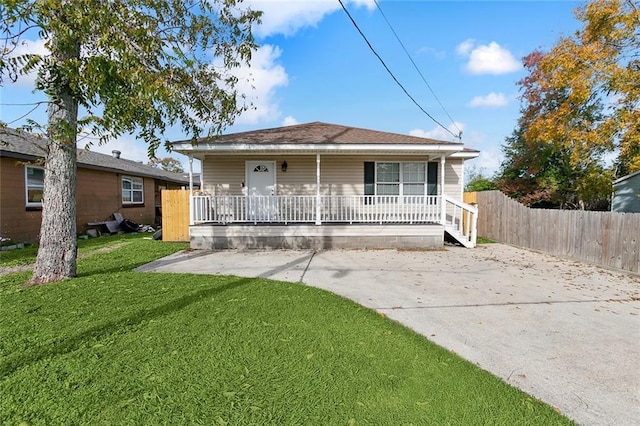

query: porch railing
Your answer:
[443,195,478,247]
[190,194,477,246]
[192,195,443,224]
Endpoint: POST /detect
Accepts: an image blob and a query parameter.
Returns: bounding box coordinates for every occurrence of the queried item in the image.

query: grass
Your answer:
[0,235,572,425]
[476,236,496,244]
[0,233,156,267]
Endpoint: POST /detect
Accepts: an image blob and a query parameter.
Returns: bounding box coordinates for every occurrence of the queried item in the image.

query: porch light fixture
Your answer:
[281,161,288,172]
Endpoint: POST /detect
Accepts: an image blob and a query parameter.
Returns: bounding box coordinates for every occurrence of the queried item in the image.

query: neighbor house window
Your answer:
[122,176,144,205]
[25,165,45,207]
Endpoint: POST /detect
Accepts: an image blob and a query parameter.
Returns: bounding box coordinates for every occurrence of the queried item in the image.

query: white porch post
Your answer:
[460,160,464,200]
[188,156,194,225]
[440,155,446,225]
[188,156,194,192]
[199,156,205,192]
[315,154,321,225]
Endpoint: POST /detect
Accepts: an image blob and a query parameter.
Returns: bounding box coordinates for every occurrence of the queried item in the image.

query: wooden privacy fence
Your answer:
[161,189,191,242]
[470,190,639,274]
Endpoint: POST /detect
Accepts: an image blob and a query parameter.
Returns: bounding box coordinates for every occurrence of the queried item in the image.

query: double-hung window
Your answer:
[376,162,426,197]
[25,165,45,207]
[365,161,437,203]
[122,176,144,205]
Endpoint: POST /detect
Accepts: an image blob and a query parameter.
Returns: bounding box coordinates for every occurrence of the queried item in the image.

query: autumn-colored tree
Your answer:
[0,0,261,284]
[498,51,612,209]
[148,157,185,174]
[527,0,639,178]
[499,0,638,209]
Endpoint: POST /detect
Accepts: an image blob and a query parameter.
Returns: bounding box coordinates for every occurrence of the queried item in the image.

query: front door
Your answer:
[246,161,276,220]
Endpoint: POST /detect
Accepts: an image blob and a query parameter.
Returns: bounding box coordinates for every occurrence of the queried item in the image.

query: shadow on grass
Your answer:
[77,252,186,277]
[0,274,253,379]
[3,249,313,378]
[133,249,219,272]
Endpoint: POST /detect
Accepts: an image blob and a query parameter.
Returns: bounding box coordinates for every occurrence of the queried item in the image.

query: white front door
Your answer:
[246,161,276,220]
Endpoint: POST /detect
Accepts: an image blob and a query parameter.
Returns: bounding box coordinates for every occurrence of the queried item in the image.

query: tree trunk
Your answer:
[29,30,80,285]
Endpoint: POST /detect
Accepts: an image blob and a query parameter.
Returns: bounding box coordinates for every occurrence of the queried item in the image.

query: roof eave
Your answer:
[613,170,640,186]
[171,142,465,155]
[449,151,480,160]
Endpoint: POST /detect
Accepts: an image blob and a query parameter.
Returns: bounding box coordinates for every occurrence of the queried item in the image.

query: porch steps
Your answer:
[445,227,475,248]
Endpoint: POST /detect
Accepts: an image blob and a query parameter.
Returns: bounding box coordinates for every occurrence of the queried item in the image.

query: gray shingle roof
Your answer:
[173,121,474,148]
[0,128,189,184]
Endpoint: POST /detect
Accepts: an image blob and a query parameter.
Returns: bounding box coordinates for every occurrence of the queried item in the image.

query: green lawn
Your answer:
[0,235,572,425]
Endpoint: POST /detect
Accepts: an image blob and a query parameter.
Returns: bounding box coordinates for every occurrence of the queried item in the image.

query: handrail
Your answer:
[443,195,478,247]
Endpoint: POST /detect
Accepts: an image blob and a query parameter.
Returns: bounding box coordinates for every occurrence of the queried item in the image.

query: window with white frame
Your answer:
[365,161,438,203]
[122,176,144,205]
[25,165,45,207]
[376,162,426,196]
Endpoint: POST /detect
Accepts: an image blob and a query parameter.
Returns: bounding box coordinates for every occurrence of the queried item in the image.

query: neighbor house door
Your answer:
[246,161,276,220]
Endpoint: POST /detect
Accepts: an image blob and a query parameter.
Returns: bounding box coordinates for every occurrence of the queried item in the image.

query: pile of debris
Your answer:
[87,213,161,239]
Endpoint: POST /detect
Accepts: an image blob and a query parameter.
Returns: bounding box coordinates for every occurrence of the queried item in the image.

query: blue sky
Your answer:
[0,0,584,176]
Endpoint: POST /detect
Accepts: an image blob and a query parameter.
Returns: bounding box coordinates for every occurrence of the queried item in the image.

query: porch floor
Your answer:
[190,223,445,250]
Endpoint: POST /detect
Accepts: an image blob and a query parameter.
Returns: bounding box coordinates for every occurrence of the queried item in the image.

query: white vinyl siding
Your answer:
[200,155,465,200]
[25,165,44,207]
[443,160,463,201]
[122,176,144,205]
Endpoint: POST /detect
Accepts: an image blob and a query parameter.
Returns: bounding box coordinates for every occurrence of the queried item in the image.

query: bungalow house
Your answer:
[0,128,190,243]
[612,170,640,213]
[171,121,480,250]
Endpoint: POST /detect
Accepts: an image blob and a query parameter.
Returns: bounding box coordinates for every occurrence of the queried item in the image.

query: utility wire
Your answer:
[337,0,458,140]
[374,0,462,139]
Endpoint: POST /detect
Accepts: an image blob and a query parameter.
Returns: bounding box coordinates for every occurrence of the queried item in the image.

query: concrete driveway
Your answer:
[137,243,640,426]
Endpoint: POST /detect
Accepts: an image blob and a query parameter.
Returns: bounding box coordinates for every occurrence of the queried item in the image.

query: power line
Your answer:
[373,0,463,139]
[337,0,459,140]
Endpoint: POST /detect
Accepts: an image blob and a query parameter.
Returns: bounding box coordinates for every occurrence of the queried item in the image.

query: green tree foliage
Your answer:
[148,157,185,174]
[498,0,639,209]
[0,0,261,284]
[464,166,497,192]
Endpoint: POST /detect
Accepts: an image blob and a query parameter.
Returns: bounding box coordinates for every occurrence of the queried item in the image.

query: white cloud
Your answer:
[456,39,475,56]
[232,44,289,125]
[246,0,375,38]
[77,133,201,172]
[7,38,49,87]
[410,124,504,176]
[466,147,503,177]
[78,135,151,163]
[282,115,298,126]
[457,40,521,75]
[468,92,509,108]
[416,46,446,60]
[409,122,464,142]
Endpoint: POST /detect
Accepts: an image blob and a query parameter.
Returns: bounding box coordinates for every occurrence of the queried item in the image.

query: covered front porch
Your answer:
[172,122,481,250]
[189,194,477,248]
